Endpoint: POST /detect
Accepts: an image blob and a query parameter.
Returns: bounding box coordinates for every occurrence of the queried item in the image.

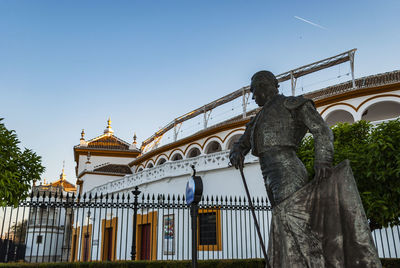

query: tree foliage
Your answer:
[0,118,45,207]
[297,119,400,230]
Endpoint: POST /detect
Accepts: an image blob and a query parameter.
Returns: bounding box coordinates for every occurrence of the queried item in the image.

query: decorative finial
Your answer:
[81,129,85,140]
[84,152,93,171]
[130,132,138,150]
[44,178,47,185]
[104,117,114,134]
[86,152,91,164]
[60,161,66,181]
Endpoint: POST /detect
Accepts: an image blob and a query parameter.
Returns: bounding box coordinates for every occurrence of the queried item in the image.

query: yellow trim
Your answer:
[168,148,185,159]
[313,82,400,108]
[145,160,155,168]
[135,164,145,173]
[154,153,169,164]
[202,135,224,149]
[77,171,127,179]
[135,211,158,260]
[70,227,80,261]
[135,127,246,171]
[129,119,249,167]
[356,94,400,112]
[183,142,203,155]
[80,224,92,261]
[222,128,246,143]
[320,94,400,115]
[320,102,357,116]
[100,217,118,261]
[197,208,222,251]
[74,148,139,176]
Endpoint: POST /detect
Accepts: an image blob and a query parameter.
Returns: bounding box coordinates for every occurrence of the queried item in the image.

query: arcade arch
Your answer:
[187,147,201,158]
[204,140,222,154]
[325,110,355,127]
[171,153,183,161]
[360,101,400,122]
[146,162,154,169]
[225,134,242,150]
[156,158,167,166]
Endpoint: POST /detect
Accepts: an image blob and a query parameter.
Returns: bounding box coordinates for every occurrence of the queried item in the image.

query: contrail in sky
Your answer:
[294,16,327,30]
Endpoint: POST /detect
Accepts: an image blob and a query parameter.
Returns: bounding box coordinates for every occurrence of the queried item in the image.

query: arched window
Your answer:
[361,101,400,122]
[325,110,355,127]
[226,134,242,150]
[157,158,167,166]
[187,147,201,158]
[146,163,154,169]
[171,153,183,161]
[205,141,222,154]
[137,167,144,172]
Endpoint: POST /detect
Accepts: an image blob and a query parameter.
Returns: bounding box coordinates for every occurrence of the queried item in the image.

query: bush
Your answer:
[0,259,265,268]
[297,119,400,230]
[0,259,398,267]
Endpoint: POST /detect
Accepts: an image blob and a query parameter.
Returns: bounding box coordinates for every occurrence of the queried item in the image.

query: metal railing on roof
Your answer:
[141,49,357,153]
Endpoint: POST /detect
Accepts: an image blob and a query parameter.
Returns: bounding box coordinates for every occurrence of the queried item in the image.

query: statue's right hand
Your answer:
[229,151,244,169]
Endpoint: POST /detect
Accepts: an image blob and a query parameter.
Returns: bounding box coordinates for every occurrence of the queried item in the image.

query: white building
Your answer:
[69,68,400,261]
[25,170,77,262]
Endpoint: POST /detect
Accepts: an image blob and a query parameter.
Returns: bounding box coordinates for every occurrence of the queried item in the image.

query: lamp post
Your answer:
[185,165,203,268]
[131,186,141,260]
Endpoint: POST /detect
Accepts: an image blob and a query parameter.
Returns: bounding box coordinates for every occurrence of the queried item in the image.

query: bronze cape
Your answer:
[267,160,381,268]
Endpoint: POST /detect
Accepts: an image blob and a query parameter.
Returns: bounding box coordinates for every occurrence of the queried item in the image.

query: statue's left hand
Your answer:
[229,150,244,169]
[314,162,332,182]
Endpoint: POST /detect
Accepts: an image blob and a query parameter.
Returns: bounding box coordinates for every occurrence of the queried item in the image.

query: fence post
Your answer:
[131,187,141,260]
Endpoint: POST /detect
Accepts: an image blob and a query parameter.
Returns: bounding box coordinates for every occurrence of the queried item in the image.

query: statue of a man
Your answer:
[230,71,381,267]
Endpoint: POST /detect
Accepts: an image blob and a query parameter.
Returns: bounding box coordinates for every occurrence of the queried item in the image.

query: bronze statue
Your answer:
[230,71,381,267]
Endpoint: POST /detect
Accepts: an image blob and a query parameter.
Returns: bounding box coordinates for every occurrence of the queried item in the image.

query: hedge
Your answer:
[0,259,398,268]
[0,259,264,268]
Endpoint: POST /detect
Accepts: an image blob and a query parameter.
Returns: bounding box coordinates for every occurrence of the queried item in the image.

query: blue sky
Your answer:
[1,0,399,183]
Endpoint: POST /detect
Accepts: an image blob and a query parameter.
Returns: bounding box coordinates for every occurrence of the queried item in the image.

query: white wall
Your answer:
[81,174,124,194]
[78,155,133,175]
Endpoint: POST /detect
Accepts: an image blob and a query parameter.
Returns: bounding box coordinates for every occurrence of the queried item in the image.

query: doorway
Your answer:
[140,224,151,260]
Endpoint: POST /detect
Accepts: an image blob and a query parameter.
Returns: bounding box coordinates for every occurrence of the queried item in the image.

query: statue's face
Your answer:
[250,80,277,107]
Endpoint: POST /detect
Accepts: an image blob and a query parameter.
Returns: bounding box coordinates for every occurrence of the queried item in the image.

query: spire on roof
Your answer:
[60,161,66,181]
[130,132,138,149]
[104,117,114,134]
[81,129,85,140]
[80,129,88,146]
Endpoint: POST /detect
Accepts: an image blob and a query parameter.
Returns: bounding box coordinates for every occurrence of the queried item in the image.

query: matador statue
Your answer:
[229,71,381,267]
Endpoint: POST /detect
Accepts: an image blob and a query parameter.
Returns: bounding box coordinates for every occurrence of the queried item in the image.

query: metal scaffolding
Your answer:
[141,49,357,152]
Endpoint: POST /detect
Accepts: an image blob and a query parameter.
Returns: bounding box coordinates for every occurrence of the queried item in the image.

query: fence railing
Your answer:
[0,189,399,263]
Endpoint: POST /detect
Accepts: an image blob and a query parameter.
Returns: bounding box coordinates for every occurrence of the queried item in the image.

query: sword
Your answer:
[238,164,271,268]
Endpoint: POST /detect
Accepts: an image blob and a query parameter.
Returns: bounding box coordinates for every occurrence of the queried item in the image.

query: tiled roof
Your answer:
[93,164,132,174]
[304,70,400,101]
[49,179,77,192]
[87,135,131,151]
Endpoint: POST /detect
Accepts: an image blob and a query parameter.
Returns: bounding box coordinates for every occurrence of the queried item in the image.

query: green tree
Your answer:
[298,119,400,230]
[0,118,45,207]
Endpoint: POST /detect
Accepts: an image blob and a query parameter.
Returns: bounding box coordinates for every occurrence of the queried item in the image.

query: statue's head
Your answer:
[250,71,279,107]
